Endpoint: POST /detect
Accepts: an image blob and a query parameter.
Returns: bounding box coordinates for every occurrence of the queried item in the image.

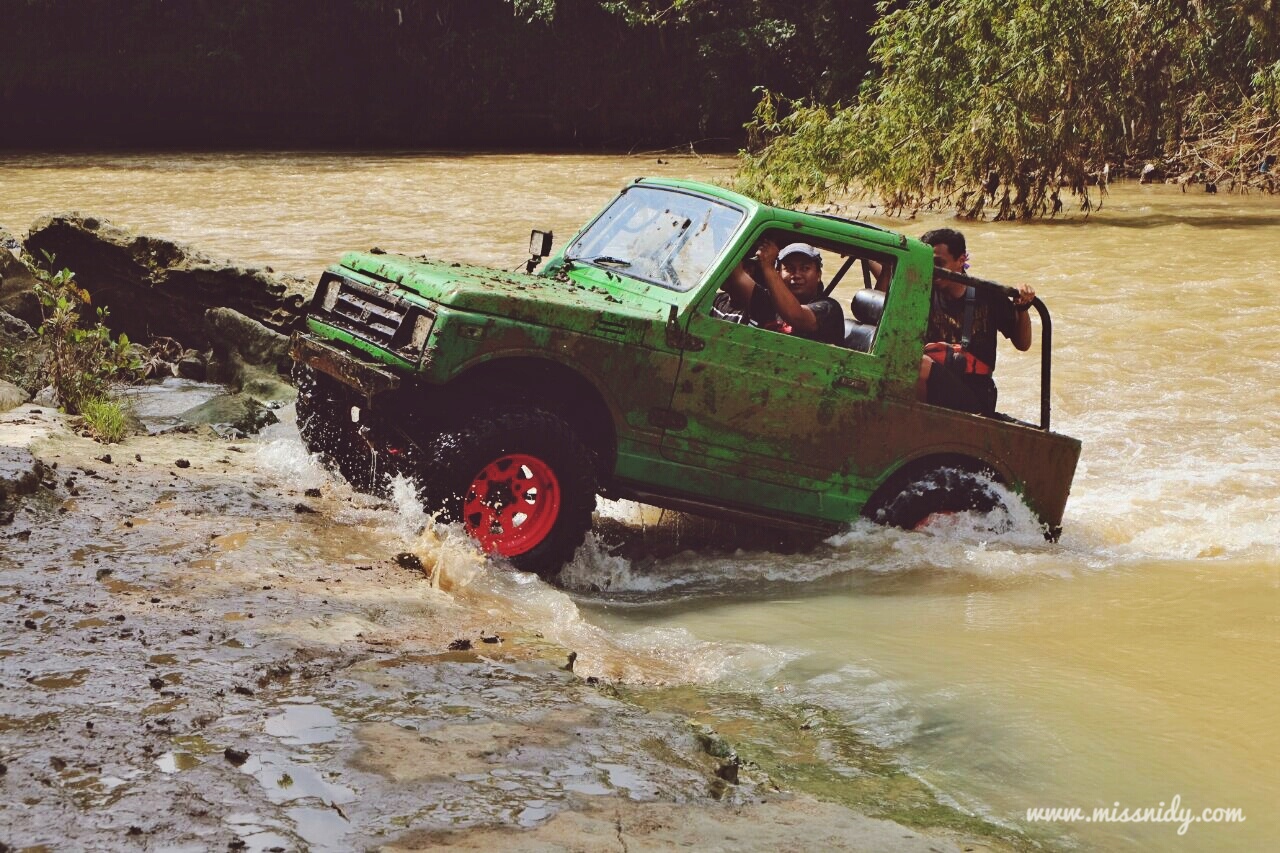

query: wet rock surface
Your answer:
[177,392,281,438]
[0,408,51,522]
[0,380,28,413]
[0,236,39,328]
[205,306,295,385]
[0,405,994,852]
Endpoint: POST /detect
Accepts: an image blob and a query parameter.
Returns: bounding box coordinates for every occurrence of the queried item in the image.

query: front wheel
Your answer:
[415,407,597,578]
[293,363,390,496]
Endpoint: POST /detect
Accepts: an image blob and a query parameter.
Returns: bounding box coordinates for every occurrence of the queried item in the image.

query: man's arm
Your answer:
[721,263,756,310]
[721,237,777,310]
[1009,283,1035,351]
[756,242,821,334]
[869,259,890,292]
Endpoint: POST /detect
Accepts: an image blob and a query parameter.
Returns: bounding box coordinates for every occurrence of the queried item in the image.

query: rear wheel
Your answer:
[870,467,1008,532]
[415,407,597,578]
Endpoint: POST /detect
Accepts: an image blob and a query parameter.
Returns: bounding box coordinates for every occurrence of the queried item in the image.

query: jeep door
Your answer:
[659,239,891,519]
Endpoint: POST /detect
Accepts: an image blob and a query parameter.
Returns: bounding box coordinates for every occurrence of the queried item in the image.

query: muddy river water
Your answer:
[2,153,1278,851]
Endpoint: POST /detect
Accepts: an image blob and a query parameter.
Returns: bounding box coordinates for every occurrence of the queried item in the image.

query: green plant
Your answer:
[0,345,19,379]
[78,396,130,444]
[29,252,143,414]
[737,0,1280,217]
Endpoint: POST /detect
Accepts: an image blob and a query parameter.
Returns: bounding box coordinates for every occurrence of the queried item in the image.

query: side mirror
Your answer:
[526,229,553,274]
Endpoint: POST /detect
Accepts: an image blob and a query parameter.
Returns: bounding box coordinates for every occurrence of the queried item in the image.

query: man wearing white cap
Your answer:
[717,239,845,345]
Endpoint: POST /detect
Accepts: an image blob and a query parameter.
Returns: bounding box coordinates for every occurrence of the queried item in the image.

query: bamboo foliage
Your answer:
[737,0,1280,218]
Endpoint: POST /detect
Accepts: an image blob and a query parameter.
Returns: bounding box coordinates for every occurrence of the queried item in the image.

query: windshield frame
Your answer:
[564,185,748,293]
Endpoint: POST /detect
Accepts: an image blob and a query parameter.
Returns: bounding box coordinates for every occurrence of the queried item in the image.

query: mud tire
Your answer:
[871,467,1006,531]
[293,364,389,495]
[415,407,597,579]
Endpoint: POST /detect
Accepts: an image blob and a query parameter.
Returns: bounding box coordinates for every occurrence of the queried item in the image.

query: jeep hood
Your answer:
[339,252,672,327]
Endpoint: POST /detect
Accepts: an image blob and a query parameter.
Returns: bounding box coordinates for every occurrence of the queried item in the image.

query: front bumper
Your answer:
[290,333,401,398]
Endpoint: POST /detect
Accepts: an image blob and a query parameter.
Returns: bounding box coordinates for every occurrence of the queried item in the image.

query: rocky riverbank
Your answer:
[0,401,1012,852]
[1,213,308,408]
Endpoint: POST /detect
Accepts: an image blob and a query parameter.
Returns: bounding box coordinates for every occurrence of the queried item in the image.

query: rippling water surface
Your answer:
[3,152,1277,850]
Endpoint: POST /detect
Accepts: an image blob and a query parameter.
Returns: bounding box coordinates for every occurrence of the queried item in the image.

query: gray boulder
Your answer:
[178,392,280,438]
[0,236,40,327]
[204,307,296,402]
[1,309,34,340]
[0,379,29,412]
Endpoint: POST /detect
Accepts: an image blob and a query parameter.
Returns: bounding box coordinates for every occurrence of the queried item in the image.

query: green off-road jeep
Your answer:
[291,178,1081,576]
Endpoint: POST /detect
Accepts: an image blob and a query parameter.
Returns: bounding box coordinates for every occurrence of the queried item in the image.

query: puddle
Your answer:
[286,806,352,852]
[224,812,295,853]
[597,763,661,799]
[239,752,357,805]
[263,704,342,746]
[171,734,219,755]
[117,377,231,433]
[156,751,203,773]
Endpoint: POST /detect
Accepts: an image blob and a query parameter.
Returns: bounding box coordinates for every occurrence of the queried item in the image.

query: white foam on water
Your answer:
[1066,447,1280,563]
[562,476,1077,596]
[463,558,796,685]
[254,424,330,491]
[555,533,638,592]
[370,493,795,686]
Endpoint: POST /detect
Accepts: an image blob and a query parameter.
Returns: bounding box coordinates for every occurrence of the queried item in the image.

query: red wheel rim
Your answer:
[913,511,956,531]
[463,453,561,557]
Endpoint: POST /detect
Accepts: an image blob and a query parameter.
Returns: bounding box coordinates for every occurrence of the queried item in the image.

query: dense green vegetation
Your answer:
[1,0,874,150]
[4,1,1276,215]
[738,0,1280,216]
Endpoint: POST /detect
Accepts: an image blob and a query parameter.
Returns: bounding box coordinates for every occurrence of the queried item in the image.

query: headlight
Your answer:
[320,278,341,312]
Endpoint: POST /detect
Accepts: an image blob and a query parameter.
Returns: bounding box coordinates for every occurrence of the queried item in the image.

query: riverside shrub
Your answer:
[30,254,143,415]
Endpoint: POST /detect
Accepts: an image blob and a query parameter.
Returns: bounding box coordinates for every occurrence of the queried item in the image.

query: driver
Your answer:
[715,239,845,344]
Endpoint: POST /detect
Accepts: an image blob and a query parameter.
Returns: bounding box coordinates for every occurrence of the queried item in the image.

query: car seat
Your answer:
[842,288,886,352]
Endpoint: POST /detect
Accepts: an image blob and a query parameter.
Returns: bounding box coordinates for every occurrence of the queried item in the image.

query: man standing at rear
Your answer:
[918,228,1035,414]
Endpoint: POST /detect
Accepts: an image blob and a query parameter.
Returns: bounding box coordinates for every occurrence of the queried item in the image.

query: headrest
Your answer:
[851,288,886,325]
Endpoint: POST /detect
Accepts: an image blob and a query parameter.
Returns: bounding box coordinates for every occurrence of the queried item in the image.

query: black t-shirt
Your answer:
[925,285,1017,371]
[747,284,846,345]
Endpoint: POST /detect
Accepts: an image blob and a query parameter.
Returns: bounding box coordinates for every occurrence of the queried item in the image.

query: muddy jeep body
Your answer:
[291,178,1081,575]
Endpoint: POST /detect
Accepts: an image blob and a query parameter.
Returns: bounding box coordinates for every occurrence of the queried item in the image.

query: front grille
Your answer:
[319,275,411,347]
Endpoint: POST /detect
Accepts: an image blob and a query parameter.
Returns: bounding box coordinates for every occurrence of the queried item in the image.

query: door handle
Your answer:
[833,376,870,392]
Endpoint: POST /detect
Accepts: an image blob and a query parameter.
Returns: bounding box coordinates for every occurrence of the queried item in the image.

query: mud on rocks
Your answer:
[0,406,1002,852]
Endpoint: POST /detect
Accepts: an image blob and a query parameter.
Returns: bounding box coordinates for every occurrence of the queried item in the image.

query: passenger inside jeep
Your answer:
[713,237,845,344]
[713,235,894,353]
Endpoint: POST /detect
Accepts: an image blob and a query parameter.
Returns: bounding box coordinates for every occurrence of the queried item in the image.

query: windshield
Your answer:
[565,186,745,292]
